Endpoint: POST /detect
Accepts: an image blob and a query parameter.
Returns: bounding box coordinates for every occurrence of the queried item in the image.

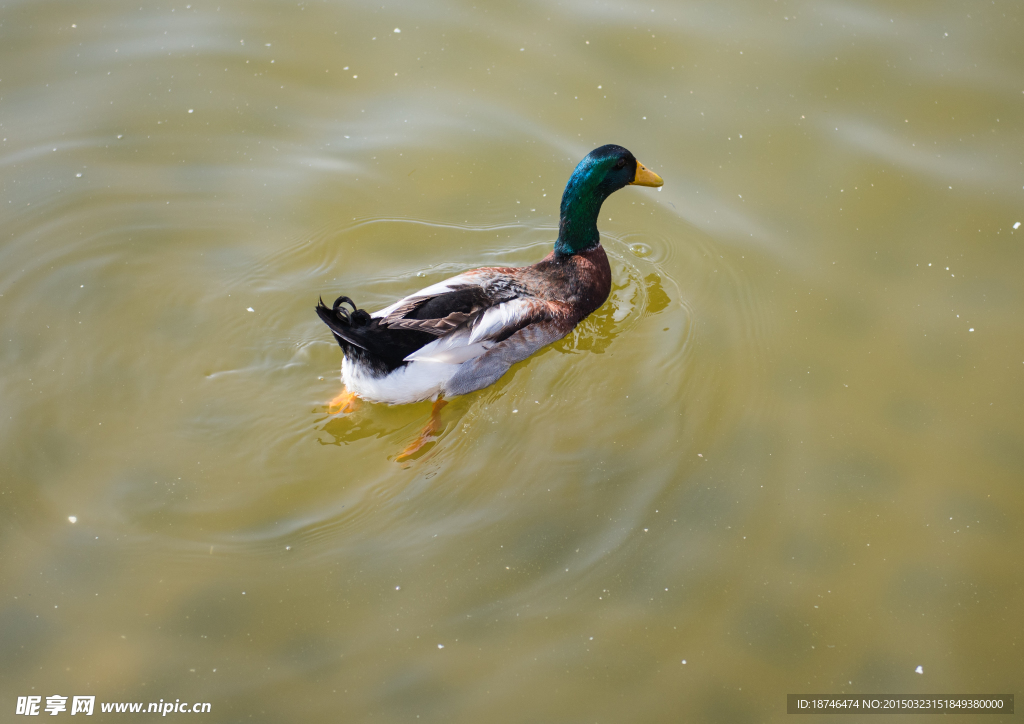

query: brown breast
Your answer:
[514,245,612,324]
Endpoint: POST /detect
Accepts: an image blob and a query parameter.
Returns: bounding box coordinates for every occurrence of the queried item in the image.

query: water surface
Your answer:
[1,0,1022,721]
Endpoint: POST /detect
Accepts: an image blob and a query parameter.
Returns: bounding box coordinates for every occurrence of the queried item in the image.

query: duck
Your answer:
[316,144,663,435]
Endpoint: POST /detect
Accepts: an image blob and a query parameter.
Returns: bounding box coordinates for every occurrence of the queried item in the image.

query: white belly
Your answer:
[341,356,461,405]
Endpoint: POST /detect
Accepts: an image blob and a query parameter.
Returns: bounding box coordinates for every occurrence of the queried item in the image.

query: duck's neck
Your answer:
[554,159,609,256]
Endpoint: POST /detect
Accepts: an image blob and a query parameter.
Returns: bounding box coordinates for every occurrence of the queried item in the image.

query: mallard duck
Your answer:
[316,144,662,415]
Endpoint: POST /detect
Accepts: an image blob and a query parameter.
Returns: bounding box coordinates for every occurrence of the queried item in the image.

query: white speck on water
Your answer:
[247,307,254,312]
[682,660,687,664]
[285,546,291,550]
[76,173,82,177]
[437,644,444,649]
[1014,222,1021,229]
[698,453,703,457]
[395,586,400,590]
[394,28,401,33]
[188,109,193,113]
[969,328,974,332]
[68,516,77,523]
[512,409,518,413]
[117,134,123,139]
[915,665,923,674]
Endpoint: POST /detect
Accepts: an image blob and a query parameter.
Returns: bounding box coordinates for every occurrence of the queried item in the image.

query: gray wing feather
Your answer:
[442,320,571,397]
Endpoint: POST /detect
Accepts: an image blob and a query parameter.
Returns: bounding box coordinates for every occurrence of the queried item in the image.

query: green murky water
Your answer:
[2,0,1022,721]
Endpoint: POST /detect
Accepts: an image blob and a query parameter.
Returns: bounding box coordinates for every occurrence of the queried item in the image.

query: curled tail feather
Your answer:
[315,295,372,350]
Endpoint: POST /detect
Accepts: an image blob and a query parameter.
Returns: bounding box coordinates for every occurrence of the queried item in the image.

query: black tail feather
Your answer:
[316,295,433,371]
[316,296,371,351]
[331,295,354,321]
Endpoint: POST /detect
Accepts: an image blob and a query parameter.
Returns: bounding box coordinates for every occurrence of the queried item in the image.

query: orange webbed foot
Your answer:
[395,398,448,462]
[328,388,360,414]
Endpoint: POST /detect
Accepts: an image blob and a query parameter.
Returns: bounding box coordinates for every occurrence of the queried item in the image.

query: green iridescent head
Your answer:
[554,145,663,256]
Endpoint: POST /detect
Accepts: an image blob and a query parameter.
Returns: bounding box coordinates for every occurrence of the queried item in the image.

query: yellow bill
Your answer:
[631,161,664,187]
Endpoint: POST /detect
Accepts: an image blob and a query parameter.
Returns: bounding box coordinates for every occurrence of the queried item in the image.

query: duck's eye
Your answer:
[615,159,626,169]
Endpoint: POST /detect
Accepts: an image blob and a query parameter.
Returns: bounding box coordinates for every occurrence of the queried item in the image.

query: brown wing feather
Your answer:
[383,312,476,335]
[379,274,523,337]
